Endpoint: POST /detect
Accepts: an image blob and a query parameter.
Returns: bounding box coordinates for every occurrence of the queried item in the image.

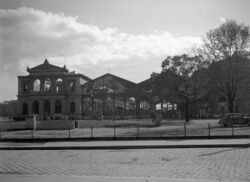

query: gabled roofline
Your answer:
[27,59,68,73]
[82,73,137,89]
[77,74,92,81]
[137,78,151,86]
[92,73,136,85]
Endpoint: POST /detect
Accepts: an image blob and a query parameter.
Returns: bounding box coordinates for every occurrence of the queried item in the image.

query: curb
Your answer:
[0,174,218,182]
[0,135,249,143]
[0,143,249,150]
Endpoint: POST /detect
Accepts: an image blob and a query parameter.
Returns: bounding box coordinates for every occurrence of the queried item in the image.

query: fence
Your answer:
[0,121,250,140]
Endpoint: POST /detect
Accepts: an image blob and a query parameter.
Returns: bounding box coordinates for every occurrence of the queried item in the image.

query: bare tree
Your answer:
[201,20,250,112]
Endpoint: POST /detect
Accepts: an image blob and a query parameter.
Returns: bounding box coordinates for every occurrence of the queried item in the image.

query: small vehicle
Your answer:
[218,113,250,127]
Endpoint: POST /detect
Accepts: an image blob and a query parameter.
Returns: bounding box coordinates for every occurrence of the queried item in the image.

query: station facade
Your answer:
[17,59,245,120]
[17,59,91,119]
[17,59,152,120]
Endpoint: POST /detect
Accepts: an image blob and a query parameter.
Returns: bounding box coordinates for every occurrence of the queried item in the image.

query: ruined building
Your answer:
[17,59,151,120]
[17,59,90,120]
[17,58,246,120]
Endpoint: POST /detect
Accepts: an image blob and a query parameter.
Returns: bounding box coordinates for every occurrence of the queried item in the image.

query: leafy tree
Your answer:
[152,70,178,111]
[201,20,250,112]
[159,54,202,122]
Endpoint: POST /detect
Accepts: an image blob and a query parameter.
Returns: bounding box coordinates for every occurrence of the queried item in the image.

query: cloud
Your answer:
[219,17,226,23]
[0,7,201,101]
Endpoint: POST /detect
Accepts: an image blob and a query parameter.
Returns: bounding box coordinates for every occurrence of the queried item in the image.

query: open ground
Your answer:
[1,119,250,139]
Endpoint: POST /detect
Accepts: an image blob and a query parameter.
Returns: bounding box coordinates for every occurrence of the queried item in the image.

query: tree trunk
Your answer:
[228,98,234,113]
[91,97,94,111]
[161,100,163,111]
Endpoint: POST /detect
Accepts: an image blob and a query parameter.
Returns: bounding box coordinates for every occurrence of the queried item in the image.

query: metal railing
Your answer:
[0,122,249,140]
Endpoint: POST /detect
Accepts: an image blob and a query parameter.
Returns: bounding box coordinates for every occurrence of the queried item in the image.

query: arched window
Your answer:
[33,79,41,92]
[44,79,51,92]
[23,84,28,92]
[32,101,39,114]
[22,103,28,115]
[43,100,50,114]
[55,100,62,113]
[55,78,63,93]
[70,102,76,113]
[70,81,75,91]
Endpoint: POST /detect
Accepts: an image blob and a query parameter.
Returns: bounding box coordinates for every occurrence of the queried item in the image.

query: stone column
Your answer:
[62,99,66,115]
[51,77,56,93]
[40,78,44,92]
[51,99,55,115]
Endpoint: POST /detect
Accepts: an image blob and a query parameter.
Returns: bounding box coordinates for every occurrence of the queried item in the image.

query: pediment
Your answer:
[27,59,68,74]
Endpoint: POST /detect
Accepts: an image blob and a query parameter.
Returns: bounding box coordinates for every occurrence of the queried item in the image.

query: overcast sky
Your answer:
[0,0,250,102]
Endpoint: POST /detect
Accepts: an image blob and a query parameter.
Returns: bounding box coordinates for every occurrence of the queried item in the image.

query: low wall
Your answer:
[26,115,37,130]
[26,119,75,130]
[0,121,26,131]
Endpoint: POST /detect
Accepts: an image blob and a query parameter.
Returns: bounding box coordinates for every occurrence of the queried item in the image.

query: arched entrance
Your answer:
[55,100,62,113]
[44,100,51,117]
[32,101,39,114]
[70,102,76,113]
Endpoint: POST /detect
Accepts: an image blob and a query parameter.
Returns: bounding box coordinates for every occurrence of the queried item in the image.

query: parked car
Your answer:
[218,113,250,127]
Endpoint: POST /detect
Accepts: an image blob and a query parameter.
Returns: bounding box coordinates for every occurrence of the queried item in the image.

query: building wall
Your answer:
[18,73,87,120]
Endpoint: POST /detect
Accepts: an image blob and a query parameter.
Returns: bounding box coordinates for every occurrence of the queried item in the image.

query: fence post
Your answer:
[232,124,234,136]
[68,127,71,138]
[184,122,186,137]
[137,124,139,138]
[91,126,93,138]
[208,123,211,137]
[114,127,116,138]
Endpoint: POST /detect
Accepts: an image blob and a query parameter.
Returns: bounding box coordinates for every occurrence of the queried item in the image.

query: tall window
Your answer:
[32,101,39,114]
[23,84,28,92]
[70,102,76,113]
[70,81,75,91]
[44,79,51,92]
[55,100,62,113]
[33,79,41,92]
[55,78,63,93]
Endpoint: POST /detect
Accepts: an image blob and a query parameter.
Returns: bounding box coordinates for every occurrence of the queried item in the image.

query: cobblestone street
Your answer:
[0,148,249,182]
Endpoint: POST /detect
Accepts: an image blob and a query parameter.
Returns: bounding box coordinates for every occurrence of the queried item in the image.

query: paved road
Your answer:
[0,148,249,182]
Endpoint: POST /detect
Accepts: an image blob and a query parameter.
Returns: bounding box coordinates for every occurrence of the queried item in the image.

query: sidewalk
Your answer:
[0,175,225,182]
[0,139,249,150]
